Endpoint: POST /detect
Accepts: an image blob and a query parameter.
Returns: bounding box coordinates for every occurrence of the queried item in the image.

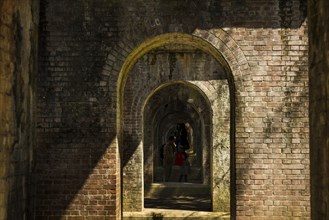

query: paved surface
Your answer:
[124,182,230,219]
[145,195,211,211]
[123,208,230,219]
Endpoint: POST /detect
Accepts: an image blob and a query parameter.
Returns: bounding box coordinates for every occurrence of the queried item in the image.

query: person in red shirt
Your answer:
[177,149,190,182]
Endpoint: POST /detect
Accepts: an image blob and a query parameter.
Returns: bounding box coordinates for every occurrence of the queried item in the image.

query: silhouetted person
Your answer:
[176,123,190,150]
[163,136,175,182]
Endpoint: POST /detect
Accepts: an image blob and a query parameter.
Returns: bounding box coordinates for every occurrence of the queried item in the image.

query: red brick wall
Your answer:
[35,0,120,218]
[36,0,309,219]
[231,27,310,218]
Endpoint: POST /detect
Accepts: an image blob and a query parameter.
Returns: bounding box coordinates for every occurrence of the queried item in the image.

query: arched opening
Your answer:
[143,82,213,211]
[117,33,235,217]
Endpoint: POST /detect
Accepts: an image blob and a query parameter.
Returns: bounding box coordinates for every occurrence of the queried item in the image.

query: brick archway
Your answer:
[142,80,229,211]
[116,32,248,218]
[142,81,213,185]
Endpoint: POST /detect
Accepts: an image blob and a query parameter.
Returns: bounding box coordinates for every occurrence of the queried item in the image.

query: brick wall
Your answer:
[35,0,121,218]
[0,0,38,219]
[226,27,309,219]
[308,0,329,219]
[36,0,309,219]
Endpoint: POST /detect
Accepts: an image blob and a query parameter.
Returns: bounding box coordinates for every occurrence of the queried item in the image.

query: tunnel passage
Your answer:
[142,82,212,211]
[143,82,212,186]
[121,42,231,212]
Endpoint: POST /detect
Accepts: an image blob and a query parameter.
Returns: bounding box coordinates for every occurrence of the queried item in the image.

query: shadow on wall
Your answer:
[34,0,307,218]
[118,0,307,45]
[156,0,307,30]
[34,133,117,217]
[34,0,123,217]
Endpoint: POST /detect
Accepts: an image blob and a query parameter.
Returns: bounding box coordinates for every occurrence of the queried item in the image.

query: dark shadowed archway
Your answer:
[142,81,213,210]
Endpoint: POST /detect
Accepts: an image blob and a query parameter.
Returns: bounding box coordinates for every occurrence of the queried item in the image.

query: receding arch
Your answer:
[117,33,235,135]
[142,80,213,113]
[117,32,239,217]
[142,81,213,186]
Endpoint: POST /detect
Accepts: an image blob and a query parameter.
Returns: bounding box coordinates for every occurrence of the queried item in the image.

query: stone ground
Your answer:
[145,195,211,211]
[123,182,229,219]
[123,209,230,219]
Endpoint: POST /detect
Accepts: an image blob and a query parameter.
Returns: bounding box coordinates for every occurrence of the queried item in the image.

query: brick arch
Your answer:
[142,80,213,114]
[142,81,213,186]
[115,32,249,217]
[193,29,249,81]
[116,31,248,137]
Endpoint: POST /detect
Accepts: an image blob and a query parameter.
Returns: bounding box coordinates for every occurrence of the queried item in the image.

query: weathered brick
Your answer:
[0,0,316,219]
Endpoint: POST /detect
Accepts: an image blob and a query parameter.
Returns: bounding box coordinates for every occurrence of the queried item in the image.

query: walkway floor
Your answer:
[123,208,230,219]
[145,195,211,211]
[124,182,230,219]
